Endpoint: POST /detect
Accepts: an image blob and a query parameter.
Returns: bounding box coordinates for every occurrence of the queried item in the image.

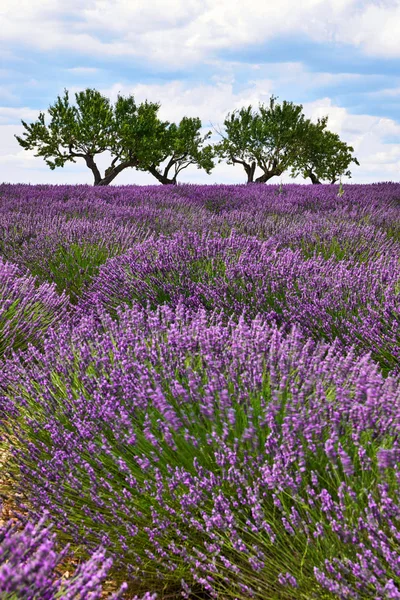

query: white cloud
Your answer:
[98,78,275,126]
[0,106,43,125]
[303,97,400,138]
[368,86,400,97]
[2,0,400,68]
[66,67,100,74]
[95,63,366,127]
[336,2,400,58]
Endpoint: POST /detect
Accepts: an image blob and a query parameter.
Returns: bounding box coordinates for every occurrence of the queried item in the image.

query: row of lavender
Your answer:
[1,183,399,288]
[2,306,400,598]
[0,183,399,598]
[1,181,399,372]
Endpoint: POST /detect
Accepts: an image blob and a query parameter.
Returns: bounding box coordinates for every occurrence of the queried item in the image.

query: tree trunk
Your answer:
[244,161,256,184]
[91,159,138,186]
[254,169,281,183]
[148,165,177,185]
[231,157,255,184]
[84,155,103,185]
[307,170,322,185]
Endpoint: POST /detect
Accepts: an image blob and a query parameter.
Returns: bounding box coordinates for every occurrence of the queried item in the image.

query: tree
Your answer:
[213,96,310,183]
[145,116,216,185]
[290,119,360,184]
[15,88,169,186]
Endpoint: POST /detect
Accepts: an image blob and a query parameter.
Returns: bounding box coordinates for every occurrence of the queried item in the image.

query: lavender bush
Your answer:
[0,512,132,599]
[0,257,69,357]
[0,214,149,302]
[2,304,400,598]
[82,231,399,373]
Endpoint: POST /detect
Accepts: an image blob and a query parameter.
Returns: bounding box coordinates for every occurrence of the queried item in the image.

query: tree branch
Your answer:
[147,164,176,185]
[231,156,249,168]
[209,121,225,140]
[162,156,177,178]
[68,144,88,160]
[110,155,119,168]
[175,160,194,176]
[97,159,138,186]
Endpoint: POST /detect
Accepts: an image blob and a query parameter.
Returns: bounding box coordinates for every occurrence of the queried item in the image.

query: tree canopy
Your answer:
[16,89,167,185]
[213,96,311,183]
[144,116,215,185]
[289,118,360,184]
[15,89,213,186]
[15,88,359,186]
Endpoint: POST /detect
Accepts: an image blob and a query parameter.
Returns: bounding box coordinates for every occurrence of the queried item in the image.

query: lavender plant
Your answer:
[0,215,149,302]
[82,231,399,373]
[0,512,132,599]
[1,182,400,599]
[2,304,400,598]
[0,258,69,357]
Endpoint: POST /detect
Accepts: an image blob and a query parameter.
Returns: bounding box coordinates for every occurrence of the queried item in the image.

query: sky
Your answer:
[1,0,400,186]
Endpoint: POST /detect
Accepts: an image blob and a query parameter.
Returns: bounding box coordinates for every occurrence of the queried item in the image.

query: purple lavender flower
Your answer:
[0,257,69,357]
[377,449,400,470]
[0,512,129,599]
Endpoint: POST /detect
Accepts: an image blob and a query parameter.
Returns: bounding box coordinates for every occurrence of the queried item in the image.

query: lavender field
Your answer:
[0,182,399,599]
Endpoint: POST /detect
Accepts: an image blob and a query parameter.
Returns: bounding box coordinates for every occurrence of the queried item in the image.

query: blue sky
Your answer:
[1,0,400,185]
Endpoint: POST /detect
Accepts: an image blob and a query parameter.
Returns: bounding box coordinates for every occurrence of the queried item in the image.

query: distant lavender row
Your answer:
[2,304,400,598]
[1,182,400,218]
[82,231,400,373]
[0,182,399,247]
[0,183,399,306]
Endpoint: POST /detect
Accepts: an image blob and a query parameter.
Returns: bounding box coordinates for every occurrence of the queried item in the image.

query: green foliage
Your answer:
[290,119,360,184]
[28,242,120,304]
[145,116,216,184]
[214,105,257,174]
[214,96,310,183]
[15,88,215,187]
[15,89,114,171]
[15,88,358,188]
[111,95,169,168]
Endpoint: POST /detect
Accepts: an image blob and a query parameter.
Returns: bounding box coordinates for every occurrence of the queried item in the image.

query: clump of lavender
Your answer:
[0,258,69,358]
[0,213,150,303]
[0,511,131,599]
[3,303,400,598]
[82,230,399,373]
